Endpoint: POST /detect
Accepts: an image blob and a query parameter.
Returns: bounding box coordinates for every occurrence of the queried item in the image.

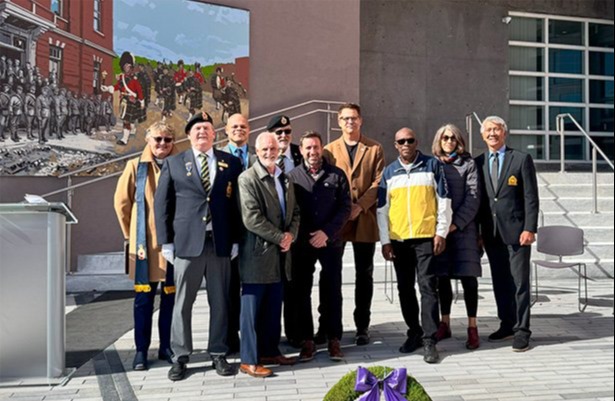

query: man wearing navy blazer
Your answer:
[155,111,242,380]
[475,115,539,353]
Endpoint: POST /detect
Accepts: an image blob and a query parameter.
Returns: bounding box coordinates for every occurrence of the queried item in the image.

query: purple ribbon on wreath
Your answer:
[354,366,407,401]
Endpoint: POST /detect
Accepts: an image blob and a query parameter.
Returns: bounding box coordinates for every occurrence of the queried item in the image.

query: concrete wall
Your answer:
[360,0,613,161]
[0,0,360,270]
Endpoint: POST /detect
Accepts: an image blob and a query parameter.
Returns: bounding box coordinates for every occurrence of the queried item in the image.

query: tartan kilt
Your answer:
[120,97,142,123]
[189,91,203,109]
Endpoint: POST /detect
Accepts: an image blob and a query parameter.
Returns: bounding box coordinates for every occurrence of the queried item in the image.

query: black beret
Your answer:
[185,111,214,133]
[266,115,291,131]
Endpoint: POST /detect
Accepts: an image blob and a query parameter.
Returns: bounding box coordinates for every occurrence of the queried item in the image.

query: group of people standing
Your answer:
[114,102,538,381]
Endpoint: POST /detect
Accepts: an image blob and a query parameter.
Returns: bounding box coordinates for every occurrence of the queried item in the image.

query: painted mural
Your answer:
[0,0,249,176]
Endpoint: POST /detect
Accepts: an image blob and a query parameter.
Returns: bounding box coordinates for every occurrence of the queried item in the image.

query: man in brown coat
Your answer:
[323,103,385,345]
[114,121,178,370]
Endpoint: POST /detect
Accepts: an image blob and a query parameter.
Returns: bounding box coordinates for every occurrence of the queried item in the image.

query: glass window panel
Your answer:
[589,52,614,76]
[510,105,544,130]
[549,19,583,46]
[590,80,614,104]
[549,49,583,74]
[549,106,584,131]
[589,23,614,48]
[509,47,543,72]
[509,76,543,101]
[509,17,543,42]
[508,134,544,160]
[590,108,614,132]
[549,135,586,160]
[591,136,614,160]
[549,78,583,103]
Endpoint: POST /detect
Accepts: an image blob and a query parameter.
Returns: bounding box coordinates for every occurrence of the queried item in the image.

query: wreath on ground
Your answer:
[323,366,432,401]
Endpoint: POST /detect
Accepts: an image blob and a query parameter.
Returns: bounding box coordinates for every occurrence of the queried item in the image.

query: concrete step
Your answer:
[540,197,614,213]
[538,172,614,185]
[538,184,614,198]
[76,251,125,275]
[542,212,614,227]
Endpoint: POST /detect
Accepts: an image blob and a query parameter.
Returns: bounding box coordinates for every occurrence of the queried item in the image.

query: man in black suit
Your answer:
[267,114,303,173]
[475,115,539,352]
[265,114,304,347]
[155,112,242,380]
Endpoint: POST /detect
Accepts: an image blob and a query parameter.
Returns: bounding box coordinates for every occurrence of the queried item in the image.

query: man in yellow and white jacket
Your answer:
[377,127,452,364]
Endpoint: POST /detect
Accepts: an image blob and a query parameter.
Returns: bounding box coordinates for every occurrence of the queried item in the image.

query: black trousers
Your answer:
[484,231,532,335]
[134,281,175,353]
[226,257,241,348]
[438,277,479,317]
[287,242,344,341]
[391,238,439,340]
[350,241,375,332]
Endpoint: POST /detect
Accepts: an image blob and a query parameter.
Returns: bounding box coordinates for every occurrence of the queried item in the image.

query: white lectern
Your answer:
[0,202,77,385]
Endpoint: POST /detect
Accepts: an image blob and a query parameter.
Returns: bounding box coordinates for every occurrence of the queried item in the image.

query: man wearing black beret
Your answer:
[155,111,243,380]
[266,114,304,348]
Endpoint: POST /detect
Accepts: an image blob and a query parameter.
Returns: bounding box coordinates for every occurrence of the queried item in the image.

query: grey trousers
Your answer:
[171,238,231,363]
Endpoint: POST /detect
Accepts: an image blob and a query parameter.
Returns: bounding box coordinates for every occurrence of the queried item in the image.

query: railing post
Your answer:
[66,176,73,273]
[558,115,565,173]
[466,114,472,156]
[326,103,331,144]
[592,147,598,214]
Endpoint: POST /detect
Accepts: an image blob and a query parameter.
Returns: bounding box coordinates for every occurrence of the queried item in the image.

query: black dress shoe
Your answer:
[488,327,514,342]
[512,334,530,352]
[355,330,370,346]
[399,334,423,354]
[133,351,148,371]
[168,361,187,381]
[158,348,174,364]
[212,355,236,376]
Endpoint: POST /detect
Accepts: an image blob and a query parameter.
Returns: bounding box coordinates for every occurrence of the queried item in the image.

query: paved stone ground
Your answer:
[1,278,613,401]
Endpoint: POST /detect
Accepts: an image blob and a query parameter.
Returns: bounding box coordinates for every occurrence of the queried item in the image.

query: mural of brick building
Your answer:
[0,0,114,95]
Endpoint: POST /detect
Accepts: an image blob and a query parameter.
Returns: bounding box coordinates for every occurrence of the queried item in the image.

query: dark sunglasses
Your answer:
[396,138,416,145]
[441,135,456,142]
[152,136,173,144]
[275,129,292,136]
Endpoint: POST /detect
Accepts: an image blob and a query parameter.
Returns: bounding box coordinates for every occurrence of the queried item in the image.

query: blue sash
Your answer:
[134,161,175,294]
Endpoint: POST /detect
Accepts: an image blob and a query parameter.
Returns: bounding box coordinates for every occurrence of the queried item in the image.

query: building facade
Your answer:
[0,0,114,95]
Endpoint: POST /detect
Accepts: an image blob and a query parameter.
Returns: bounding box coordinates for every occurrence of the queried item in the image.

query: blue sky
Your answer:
[113,0,249,65]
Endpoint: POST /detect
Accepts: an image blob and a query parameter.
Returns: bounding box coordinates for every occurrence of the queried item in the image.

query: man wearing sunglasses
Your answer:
[155,112,243,381]
[377,127,452,364]
[323,103,385,347]
[267,115,303,174]
[266,114,304,349]
[114,121,179,371]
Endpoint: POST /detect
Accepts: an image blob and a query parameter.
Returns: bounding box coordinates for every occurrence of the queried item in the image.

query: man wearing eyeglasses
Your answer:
[323,103,385,346]
[114,121,179,371]
[266,114,304,348]
[219,112,256,354]
[155,112,243,381]
[267,115,303,174]
[377,127,452,363]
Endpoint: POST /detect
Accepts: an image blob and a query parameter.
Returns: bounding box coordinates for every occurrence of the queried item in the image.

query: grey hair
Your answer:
[255,131,278,150]
[432,124,466,158]
[481,115,508,134]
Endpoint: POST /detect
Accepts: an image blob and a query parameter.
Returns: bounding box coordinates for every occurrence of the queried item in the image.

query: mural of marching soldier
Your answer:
[9,85,24,142]
[101,94,114,132]
[159,66,176,121]
[67,90,80,135]
[173,59,187,105]
[101,52,145,146]
[136,64,151,123]
[55,87,68,139]
[210,66,225,111]
[24,86,37,140]
[184,69,203,121]
[36,86,52,144]
[0,84,10,142]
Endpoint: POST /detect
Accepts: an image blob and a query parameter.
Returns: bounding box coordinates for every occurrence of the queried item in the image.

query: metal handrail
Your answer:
[556,113,614,214]
[465,112,482,156]
[39,100,344,198]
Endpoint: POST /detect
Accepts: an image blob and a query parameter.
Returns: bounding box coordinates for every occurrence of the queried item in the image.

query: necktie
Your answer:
[490,153,499,191]
[235,148,244,170]
[198,153,212,224]
[277,155,286,173]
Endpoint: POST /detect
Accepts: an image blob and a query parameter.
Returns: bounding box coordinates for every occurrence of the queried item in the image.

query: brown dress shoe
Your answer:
[239,363,273,378]
[259,355,297,365]
[466,327,480,350]
[328,339,344,361]
[435,322,451,342]
[299,340,316,362]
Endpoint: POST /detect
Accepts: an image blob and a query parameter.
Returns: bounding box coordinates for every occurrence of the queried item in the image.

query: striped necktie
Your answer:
[198,153,212,224]
[277,155,286,173]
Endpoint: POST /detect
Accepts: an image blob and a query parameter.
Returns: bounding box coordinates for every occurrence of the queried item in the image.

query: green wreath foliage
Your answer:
[323,366,432,401]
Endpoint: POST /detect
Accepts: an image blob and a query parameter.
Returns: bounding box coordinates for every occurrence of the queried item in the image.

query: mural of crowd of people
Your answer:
[0,0,249,176]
